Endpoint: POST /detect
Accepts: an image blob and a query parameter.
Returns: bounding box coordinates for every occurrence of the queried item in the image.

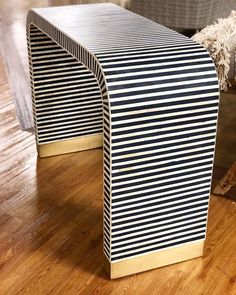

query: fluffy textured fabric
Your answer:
[192,11,236,91]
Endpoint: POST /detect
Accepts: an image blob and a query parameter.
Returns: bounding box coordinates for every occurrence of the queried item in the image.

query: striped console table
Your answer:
[26,4,219,279]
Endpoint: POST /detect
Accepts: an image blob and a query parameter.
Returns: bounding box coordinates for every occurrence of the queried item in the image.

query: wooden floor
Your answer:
[1,54,236,294]
[1,0,236,293]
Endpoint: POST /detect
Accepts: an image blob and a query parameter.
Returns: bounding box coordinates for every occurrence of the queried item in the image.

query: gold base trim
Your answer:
[105,241,204,279]
[38,134,103,157]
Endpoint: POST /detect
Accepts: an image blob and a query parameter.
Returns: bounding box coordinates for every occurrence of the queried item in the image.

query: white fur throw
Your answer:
[192,11,236,91]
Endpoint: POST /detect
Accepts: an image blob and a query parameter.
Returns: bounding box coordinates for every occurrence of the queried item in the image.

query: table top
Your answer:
[30,3,194,54]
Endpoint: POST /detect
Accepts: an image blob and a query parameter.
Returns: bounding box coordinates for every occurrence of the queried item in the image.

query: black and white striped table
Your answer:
[26,3,219,279]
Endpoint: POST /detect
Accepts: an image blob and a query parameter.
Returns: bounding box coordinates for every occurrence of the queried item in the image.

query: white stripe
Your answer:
[113,113,217,135]
[36,102,101,115]
[102,52,208,66]
[103,57,211,72]
[112,185,210,210]
[111,233,205,257]
[95,42,196,55]
[110,85,218,104]
[35,81,98,94]
[37,115,102,129]
[96,44,202,57]
[113,195,209,219]
[36,86,99,98]
[38,121,103,136]
[36,95,101,108]
[32,52,71,60]
[34,78,96,90]
[106,64,213,79]
[33,56,75,65]
[36,91,100,103]
[112,126,216,147]
[112,176,211,200]
[112,150,214,173]
[112,131,216,154]
[33,61,80,70]
[37,107,102,120]
[99,47,205,61]
[112,210,208,234]
[109,77,217,95]
[107,70,216,87]
[38,119,102,132]
[112,204,208,230]
[33,65,86,74]
[113,221,206,246]
[111,107,218,127]
[92,40,194,53]
[38,128,102,143]
[112,119,217,140]
[112,170,211,194]
[112,216,207,241]
[112,138,214,161]
[113,160,212,183]
[34,73,94,84]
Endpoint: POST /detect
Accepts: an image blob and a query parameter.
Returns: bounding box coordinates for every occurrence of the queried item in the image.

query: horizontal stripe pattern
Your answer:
[27,26,103,144]
[27,3,219,263]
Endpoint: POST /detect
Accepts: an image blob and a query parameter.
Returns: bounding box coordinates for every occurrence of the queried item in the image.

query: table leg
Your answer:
[27,24,103,157]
